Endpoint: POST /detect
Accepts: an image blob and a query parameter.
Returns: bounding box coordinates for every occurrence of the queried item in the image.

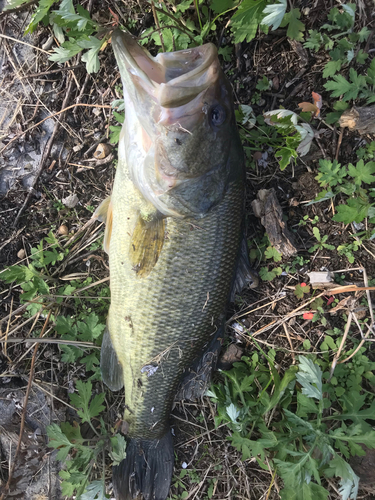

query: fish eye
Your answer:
[209,104,226,127]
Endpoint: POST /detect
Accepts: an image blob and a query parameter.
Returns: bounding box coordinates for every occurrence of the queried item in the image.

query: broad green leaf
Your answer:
[47,423,73,461]
[3,0,30,9]
[60,475,76,497]
[77,312,105,341]
[330,395,375,426]
[303,30,322,51]
[294,283,310,299]
[296,356,322,401]
[325,455,359,500]
[0,265,30,284]
[297,392,319,417]
[61,345,82,363]
[259,266,282,281]
[332,198,370,224]
[218,45,233,61]
[323,60,342,78]
[347,160,375,186]
[210,0,234,14]
[264,246,282,262]
[324,74,353,99]
[25,0,55,34]
[109,434,127,466]
[79,37,102,73]
[80,352,100,372]
[316,158,346,187]
[69,380,104,423]
[55,315,77,336]
[264,108,299,126]
[280,482,329,500]
[226,403,240,423]
[80,480,107,500]
[358,26,370,42]
[266,365,298,411]
[280,8,305,41]
[88,393,106,420]
[60,421,83,443]
[54,10,95,31]
[113,111,125,124]
[49,41,83,63]
[275,453,319,489]
[356,49,368,64]
[276,147,297,170]
[109,125,122,145]
[230,432,268,461]
[230,0,267,43]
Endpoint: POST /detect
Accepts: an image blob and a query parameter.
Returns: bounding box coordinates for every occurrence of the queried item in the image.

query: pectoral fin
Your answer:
[93,197,113,254]
[101,326,124,391]
[130,214,165,278]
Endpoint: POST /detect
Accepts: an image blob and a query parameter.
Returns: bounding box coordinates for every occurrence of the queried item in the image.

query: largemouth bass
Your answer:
[96,29,253,500]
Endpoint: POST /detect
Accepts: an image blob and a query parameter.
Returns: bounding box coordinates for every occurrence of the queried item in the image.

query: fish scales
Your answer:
[109,145,244,440]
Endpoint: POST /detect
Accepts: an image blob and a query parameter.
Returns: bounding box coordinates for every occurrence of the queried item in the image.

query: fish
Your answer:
[95,29,255,500]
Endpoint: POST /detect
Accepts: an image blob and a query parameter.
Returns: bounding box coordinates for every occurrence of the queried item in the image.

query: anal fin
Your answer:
[176,324,224,401]
[101,326,124,392]
[130,214,165,278]
[230,235,258,302]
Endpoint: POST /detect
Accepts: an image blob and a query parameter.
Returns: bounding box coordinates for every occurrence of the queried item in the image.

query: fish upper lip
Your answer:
[111,29,220,108]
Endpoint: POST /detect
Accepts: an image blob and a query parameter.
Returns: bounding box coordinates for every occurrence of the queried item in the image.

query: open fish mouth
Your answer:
[111,29,233,219]
[111,29,220,108]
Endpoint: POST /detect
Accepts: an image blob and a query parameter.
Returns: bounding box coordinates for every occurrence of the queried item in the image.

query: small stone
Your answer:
[94,143,112,159]
[17,248,26,259]
[73,143,84,153]
[58,225,69,236]
[42,36,54,51]
[62,194,79,208]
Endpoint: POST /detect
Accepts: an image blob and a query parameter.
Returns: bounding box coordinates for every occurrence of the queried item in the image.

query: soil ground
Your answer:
[0,1,375,499]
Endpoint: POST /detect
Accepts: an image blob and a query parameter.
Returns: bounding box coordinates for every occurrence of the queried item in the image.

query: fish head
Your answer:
[112,30,241,217]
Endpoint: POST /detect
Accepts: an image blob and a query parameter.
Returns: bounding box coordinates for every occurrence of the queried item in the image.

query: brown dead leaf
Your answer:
[298,102,318,114]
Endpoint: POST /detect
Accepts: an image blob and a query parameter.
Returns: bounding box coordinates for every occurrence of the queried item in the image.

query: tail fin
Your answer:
[113,432,174,500]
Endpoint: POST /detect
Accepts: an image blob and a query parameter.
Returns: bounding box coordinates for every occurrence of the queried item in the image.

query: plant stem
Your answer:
[194,0,203,32]
[152,5,197,43]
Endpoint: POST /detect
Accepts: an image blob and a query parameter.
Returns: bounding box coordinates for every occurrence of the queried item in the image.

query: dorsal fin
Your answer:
[130,214,165,278]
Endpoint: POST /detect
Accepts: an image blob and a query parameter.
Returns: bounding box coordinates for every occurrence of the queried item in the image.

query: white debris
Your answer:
[62,194,79,208]
[232,322,244,333]
[141,364,159,377]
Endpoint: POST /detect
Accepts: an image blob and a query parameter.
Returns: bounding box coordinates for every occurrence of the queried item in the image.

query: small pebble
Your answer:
[62,194,79,208]
[58,224,69,236]
[17,248,26,259]
[94,143,112,159]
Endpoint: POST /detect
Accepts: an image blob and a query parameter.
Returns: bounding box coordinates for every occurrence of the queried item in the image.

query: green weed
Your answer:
[0,231,109,376]
[311,158,375,225]
[208,351,375,499]
[47,380,126,498]
[309,227,335,253]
